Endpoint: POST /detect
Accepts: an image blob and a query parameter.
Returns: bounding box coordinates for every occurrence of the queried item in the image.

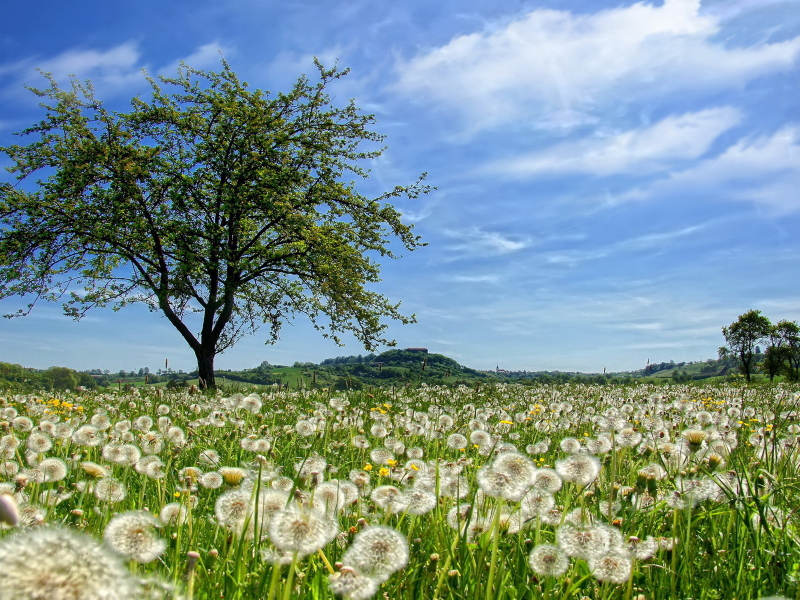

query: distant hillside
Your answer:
[0,349,762,393]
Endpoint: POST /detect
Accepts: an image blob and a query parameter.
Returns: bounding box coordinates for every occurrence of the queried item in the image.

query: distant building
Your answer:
[406,347,428,353]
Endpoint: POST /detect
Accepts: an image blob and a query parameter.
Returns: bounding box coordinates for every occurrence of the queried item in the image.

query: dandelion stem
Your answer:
[485,502,503,600]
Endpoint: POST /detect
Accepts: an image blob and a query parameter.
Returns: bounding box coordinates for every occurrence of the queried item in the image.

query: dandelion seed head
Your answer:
[268,501,338,556]
[0,527,142,600]
[589,548,632,584]
[342,525,409,583]
[26,431,52,454]
[215,488,251,533]
[328,565,379,600]
[104,510,166,563]
[94,477,127,503]
[555,453,601,487]
[528,543,570,577]
[200,471,224,489]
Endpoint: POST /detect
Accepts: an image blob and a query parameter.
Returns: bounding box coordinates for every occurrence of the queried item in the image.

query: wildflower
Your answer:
[371,485,402,512]
[81,461,110,478]
[219,466,248,486]
[560,437,582,453]
[0,461,18,477]
[104,510,166,563]
[528,543,570,577]
[160,502,188,526]
[295,420,316,437]
[39,457,68,482]
[447,434,468,450]
[329,565,379,600]
[342,525,409,583]
[295,455,327,486]
[133,416,153,432]
[250,489,290,538]
[352,435,370,449]
[589,548,632,584]
[531,468,563,492]
[26,431,52,454]
[586,437,613,455]
[476,464,530,502]
[370,448,394,465]
[72,425,104,447]
[11,417,33,432]
[616,428,642,448]
[139,431,163,455]
[470,429,492,448]
[682,428,708,450]
[556,524,612,561]
[555,453,601,487]
[519,488,556,518]
[94,477,127,503]
[90,414,112,430]
[198,449,221,466]
[215,488,251,534]
[268,501,338,557]
[314,481,347,514]
[394,488,436,515]
[165,426,186,445]
[0,527,142,600]
[439,475,471,500]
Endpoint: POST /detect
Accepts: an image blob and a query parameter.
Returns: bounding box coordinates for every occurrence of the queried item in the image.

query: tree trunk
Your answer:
[196,349,216,389]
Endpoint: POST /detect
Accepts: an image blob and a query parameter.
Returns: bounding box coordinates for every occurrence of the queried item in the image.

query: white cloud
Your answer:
[395,0,800,132]
[448,274,502,284]
[493,107,741,176]
[37,42,142,84]
[159,42,236,75]
[444,227,533,257]
[620,126,800,213]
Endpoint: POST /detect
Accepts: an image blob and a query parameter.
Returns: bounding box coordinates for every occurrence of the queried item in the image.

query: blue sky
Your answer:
[1,0,799,373]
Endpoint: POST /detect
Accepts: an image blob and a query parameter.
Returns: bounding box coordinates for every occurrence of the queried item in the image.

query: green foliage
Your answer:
[722,309,773,382]
[0,59,430,388]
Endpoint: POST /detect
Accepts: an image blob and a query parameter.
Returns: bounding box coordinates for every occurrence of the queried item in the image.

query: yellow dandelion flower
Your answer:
[379,467,389,477]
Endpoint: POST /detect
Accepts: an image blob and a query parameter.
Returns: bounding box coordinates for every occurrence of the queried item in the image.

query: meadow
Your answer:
[0,381,798,600]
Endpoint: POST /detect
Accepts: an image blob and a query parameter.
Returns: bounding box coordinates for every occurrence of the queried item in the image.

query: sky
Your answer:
[1,0,799,374]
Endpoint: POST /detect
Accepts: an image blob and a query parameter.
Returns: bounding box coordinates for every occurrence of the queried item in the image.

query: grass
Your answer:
[0,381,799,599]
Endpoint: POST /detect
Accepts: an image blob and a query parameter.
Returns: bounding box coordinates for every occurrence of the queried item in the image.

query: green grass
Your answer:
[0,382,799,599]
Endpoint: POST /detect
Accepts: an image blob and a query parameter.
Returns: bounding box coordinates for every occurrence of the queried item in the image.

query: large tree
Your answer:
[764,320,800,382]
[0,60,429,388]
[721,309,772,382]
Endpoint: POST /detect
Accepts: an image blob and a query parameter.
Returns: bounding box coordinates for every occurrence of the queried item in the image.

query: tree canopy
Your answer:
[0,60,430,387]
[720,309,772,382]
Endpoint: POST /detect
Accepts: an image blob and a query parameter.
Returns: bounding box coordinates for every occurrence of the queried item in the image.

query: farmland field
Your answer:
[0,382,798,600]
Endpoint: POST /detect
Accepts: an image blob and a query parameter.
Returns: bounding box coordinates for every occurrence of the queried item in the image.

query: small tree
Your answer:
[721,310,772,382]
[0,60,430,388]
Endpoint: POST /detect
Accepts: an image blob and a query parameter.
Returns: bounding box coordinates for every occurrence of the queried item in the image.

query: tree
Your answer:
[0,60,429,388]
[42,366,78,391]
[721,310,772,382]
[771,320,800,381]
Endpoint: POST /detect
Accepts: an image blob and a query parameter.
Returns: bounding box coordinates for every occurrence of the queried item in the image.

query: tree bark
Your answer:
[195,348,216,389]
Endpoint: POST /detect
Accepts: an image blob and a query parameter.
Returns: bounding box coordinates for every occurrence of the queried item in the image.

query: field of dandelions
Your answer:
[0,383,799,600]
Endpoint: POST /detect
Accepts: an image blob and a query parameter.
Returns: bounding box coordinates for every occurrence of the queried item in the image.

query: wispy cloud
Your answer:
[443,227,534,258]
[619,126,800,213]
[492,107,741,177]
[395,0,800,133]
